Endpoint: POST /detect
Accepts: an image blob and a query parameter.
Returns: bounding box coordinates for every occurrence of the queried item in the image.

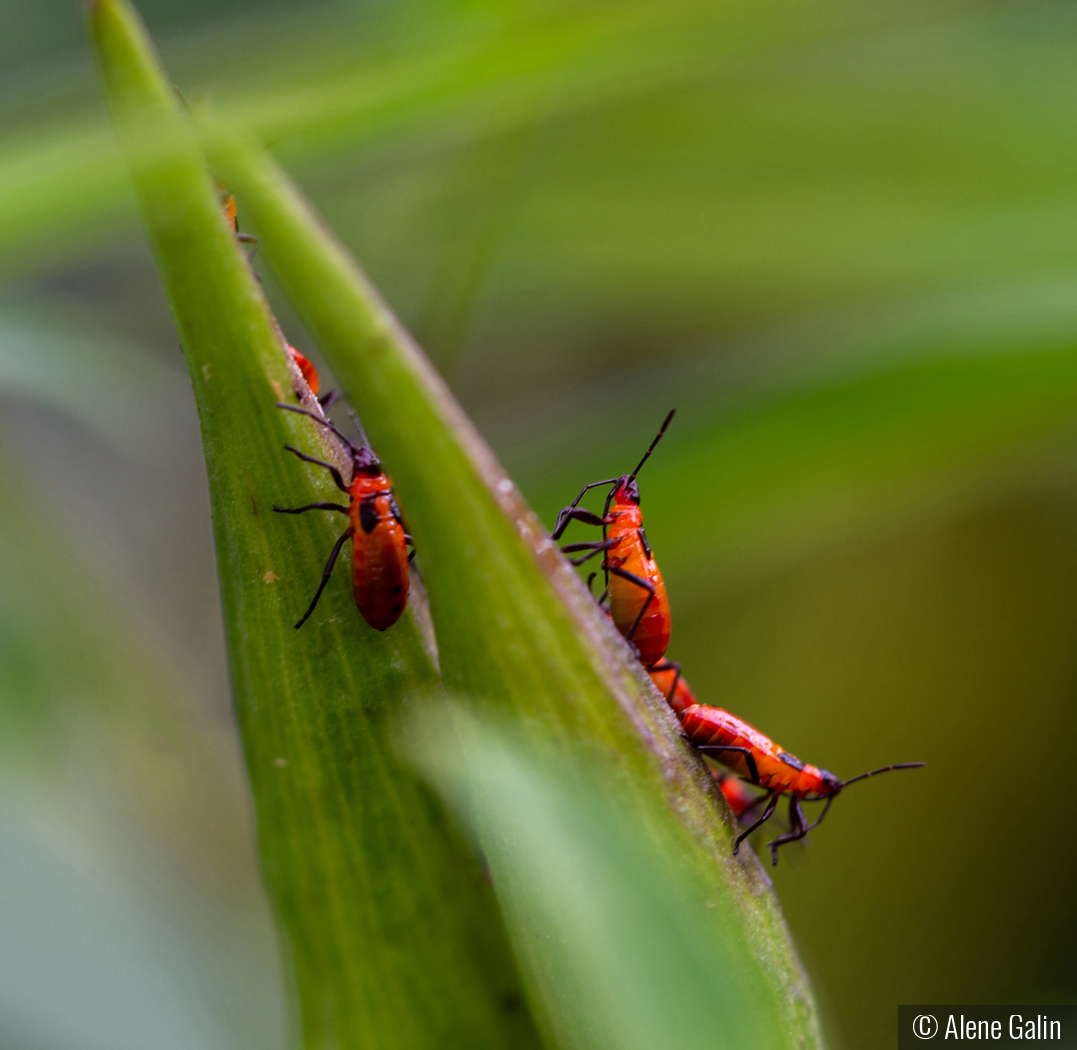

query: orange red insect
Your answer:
[287,344,321,398]
[274,404,411,632]
[552,410,675,668]
[220,187,330,407]
[555,410,924,866]
[681,701,923,865]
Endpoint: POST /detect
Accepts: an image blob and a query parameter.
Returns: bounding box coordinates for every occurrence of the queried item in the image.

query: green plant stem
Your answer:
[89,3,543,1048]
[210,123,825,1049]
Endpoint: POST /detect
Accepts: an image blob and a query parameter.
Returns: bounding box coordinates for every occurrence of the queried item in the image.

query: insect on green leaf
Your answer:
[207,105,824,1050]
[89,2,542,1048]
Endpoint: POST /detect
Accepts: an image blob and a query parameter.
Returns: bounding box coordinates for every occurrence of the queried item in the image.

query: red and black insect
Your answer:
[552,410,675,668]
[284,342,330,404]
[219,188,335,409]
[680,702,924,866]
[273,404,411,631]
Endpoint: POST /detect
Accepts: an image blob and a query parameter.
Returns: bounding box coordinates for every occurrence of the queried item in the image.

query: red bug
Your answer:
[552,410,675,668]
[680,702,924,866]
[273,404,411,631]
[649,665,771,821]
[219,188,334,409]
[285,343,323,399]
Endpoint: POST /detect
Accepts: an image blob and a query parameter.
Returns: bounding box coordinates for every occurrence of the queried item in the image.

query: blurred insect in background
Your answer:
[219,187,336,409]
[220,189,260,261]
[283,342,336,408]
[679,702,924,866]
[552,410,675,668]
[713,771,770,822]
[273,404,412,631]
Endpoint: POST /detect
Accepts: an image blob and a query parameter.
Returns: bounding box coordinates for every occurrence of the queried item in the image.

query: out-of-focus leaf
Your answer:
[0,454,290,1050]
[89,3,541,1047]
[412,706,768,1050]
[0,302,174,444]
[210,121,823,1047]
[9,0,1056,285]
[591,341,1077,601]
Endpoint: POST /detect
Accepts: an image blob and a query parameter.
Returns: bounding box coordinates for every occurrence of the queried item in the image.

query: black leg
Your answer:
[561,537,619,567]
[294,528,352,629]
[318,389,340,411]
[552,506,609,538]
[803,794,834,834]
[691,745,760,785]
[273,502,349,515]
[734,792,779,855]
[236,231,259,262]
[551,480,619,539]
[650,660,681,704]
[607,566,655,644]
[766,797,809,867]
[282,445,349,493]
[738,791,773,819]
[560,539,617,554]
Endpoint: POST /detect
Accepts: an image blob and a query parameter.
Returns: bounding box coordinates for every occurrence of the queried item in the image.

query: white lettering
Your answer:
[990,1021,1001,1039]
[1011,1016,1022,1039]
[1051,1020,1061,1039]
[1025,1019,1036,1040]
[947,1015,959,1039]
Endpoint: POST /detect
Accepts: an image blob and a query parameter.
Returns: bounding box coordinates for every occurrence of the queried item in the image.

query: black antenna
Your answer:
[841,762,924,789]
[629,409,676,479]
[347,408,371,450]
[276,402,356,452]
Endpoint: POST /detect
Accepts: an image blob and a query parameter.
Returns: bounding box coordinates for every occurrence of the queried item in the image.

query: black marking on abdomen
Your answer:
[359,498,379,533]
[778,751,804,771]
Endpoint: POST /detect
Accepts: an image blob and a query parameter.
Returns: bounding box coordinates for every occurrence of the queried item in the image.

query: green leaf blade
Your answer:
[90,3,542,1048]
[413,707,780,1050]
[212,126,824,1048]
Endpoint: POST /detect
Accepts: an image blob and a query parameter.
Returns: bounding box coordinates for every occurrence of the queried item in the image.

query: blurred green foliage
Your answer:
[2,0,1077,1047]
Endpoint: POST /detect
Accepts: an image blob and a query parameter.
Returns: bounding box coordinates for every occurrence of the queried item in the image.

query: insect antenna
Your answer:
[629,408,676,479]
[347,408,372,450]
[276,402,357,452]
[841,762,925,789]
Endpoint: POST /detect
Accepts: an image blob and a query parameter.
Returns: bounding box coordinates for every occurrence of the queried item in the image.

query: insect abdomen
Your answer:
[349,482,409,631]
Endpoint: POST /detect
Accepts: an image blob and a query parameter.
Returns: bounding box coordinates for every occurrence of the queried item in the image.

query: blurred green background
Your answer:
[2,0,1077,1046]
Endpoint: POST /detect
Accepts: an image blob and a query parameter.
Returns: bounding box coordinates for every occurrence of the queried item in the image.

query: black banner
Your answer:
[899,1007,1077,1048]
